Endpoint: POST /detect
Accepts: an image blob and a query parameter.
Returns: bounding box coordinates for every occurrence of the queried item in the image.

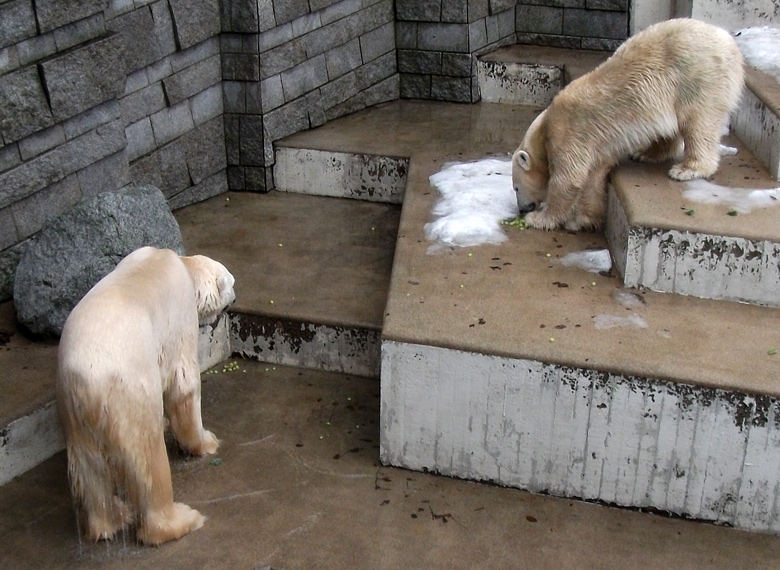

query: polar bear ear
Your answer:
[515,150,532,172]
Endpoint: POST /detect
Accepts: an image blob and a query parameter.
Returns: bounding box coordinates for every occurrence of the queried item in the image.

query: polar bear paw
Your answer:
[668,164,707,181]
[524,210,560,231]
[136,502,205,545]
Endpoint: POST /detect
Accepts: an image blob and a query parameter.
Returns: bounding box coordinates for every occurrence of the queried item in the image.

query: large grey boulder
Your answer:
[14,185,185,338]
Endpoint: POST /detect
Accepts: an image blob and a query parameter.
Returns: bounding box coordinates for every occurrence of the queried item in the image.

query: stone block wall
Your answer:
[396,0,517,102]
[221,0,399,192]
[0,0,226,300]
[516,0,629,51]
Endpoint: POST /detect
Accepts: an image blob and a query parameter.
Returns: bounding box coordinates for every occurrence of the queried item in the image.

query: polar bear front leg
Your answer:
[524,170,581,231]
[669,115,722,181]
[164,358,219,456]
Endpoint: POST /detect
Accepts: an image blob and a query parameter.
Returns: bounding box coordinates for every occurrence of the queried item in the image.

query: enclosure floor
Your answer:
[3,361,780,569]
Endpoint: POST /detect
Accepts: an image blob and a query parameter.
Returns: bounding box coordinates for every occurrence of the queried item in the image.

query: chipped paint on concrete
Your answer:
[273,148,408,204]
[476,59,563,106]
[198,312,231,372]
[732,85,780,181]
[606,184,780,306]
[380,340,780,533]
[231,313,380,378]
[692,0,780,31]
[0,401,63,486]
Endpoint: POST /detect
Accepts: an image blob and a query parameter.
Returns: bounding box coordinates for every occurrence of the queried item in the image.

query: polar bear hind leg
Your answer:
[631,135,684,164]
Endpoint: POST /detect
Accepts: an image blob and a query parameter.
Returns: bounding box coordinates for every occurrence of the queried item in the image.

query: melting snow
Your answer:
[682,179,780,214]
[425,158,517,252]
[593,313,648,330]
[735,26,780,83]
[558,249,612,274]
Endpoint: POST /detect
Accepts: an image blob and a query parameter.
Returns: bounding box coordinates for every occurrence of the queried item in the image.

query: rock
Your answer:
[13,185,184,338]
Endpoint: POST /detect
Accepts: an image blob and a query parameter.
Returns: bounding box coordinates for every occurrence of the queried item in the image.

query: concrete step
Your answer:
[267,100,780,534]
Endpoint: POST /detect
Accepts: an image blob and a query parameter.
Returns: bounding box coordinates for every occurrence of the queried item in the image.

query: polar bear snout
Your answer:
[517,200,537,215]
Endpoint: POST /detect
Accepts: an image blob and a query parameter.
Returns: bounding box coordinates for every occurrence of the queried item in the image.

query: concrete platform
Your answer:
[4,361,780,569]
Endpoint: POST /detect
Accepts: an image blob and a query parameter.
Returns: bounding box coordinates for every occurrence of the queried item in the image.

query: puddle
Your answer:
[558,249,612,273]
[682,179,780,214]
[735,26,780,83]
[424,158,517,252]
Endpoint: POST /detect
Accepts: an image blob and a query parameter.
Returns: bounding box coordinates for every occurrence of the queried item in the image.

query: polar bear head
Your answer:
[181,255,236,326]
[512,110,550,216]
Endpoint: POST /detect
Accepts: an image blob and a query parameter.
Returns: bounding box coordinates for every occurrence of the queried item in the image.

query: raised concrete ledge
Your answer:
[607,147,780,307]
[733,67,780,181]
[0,401,62,486]
[230,312,380,378]
[381,340,780,534]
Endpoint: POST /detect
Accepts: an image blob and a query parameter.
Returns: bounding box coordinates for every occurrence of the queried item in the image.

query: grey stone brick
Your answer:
[246,81,263,114]
[490,0,516,14]
[469,19,488,51]
[16,33,57,66]
[311,0,342,12]
[326,38,362,80]
[120,82,166,125]
[581,36,622,51]
[11,174,82,241]
[260,40,306,79]
[76,150,131,198]
[398,49,441,74]
[442,0,468,23]
[360,21,395,62]
[496,6,515,38]
[0,0,37,50]
[243,166,273,192]
[319,0,362,26]
[163,54,221,105]
[191,84,223,125]
[396,0,441,22]
[319,69,358,110]
[0,46,20,76]
[355,51,395,90]
[418,23,469,52]
[275,0,309,25]
[157,140,191,196]
[35,0,108,33]
[150,100,195,146]
[41,33,126,122]
[362,74,399,107]
[0,144,22,175]
[516,5,562,34]
[226,165,245,190]
[223,52,260,81]
[0,206,18,251]
[125,117,156,161]
[257,0,276,33]
[305,90,326,128]
[442,52,472,77]
[169,0,221,50]
[281,55,329,101]
[124,68,150,95]
[468,0,489,21]
[395,22,417,49]
[18,125,66,161]
[168,170,227,210]
[400,73,431,99]
[262,99,309,162]
[147,57,174,84]
[302,17,351,59]
[516,32,581,48]
[260,75,284,112]
[221,0,259,33]
[184,118,226,183]
[170,36,219,72]
[292,12,321,37]
[0,66,55,145]
[62,100,122,140]
[53,13,106,52]
[239,115,265,167]
[587,0,628,10]
[129,151,163,189]
[105,0,134,19]
[0,118,126,209]
[223,114,240,164]
[563,8,627,39]
[108,1,176,73]
[519,0,583,6]
[258,22,294,52]
[221,33,244,53]
[431,75,471,102]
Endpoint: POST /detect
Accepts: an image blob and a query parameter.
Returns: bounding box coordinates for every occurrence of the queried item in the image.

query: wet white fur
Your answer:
[57,246,235,545]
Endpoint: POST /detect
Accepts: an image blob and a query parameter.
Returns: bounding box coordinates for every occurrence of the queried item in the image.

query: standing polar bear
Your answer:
[512,18,745,231]
[57,247,235,545]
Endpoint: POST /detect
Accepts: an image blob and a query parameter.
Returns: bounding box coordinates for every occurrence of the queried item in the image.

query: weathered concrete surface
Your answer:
[3,362,780,569]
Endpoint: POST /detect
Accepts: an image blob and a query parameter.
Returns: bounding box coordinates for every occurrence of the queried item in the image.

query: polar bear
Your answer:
[57,247,235,545]
[512,18,744,231]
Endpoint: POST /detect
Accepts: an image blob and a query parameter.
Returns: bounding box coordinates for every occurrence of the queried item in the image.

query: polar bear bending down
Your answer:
[512,18,744,231]
[57,246,235,545]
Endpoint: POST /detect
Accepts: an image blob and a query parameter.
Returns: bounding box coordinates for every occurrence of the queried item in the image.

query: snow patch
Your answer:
[682,179,780,214]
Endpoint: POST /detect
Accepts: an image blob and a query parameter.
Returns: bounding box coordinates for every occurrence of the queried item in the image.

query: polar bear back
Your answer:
[58,247,200,392]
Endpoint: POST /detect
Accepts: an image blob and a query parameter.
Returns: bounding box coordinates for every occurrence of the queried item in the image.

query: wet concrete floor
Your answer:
[3,359,780,569]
